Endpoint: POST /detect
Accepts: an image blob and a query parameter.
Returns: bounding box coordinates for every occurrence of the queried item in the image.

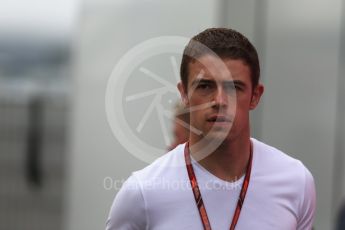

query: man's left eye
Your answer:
[198,83,210,89]
[225,84,242,93]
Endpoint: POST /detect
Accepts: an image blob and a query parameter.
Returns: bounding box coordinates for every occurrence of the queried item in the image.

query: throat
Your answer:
[190,140,252,182]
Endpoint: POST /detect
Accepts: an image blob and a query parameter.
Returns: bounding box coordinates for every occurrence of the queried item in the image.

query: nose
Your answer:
[213,87,228,109]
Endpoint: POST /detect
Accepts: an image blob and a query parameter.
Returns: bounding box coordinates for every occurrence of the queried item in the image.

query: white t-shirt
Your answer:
[106,138,316,230]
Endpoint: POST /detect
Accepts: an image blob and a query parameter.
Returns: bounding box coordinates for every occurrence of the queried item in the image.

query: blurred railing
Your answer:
[0,81,68,230]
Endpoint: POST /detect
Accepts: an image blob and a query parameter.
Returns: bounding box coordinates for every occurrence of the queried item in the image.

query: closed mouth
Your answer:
[206,115,231,122]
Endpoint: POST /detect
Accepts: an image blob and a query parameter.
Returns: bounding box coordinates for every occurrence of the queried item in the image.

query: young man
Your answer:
[106,28,316,230]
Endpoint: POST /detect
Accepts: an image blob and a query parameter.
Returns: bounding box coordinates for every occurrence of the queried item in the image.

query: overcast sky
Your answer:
[0,0,79,42]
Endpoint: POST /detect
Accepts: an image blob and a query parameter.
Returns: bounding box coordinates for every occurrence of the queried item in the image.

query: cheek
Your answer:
[233,97,252,116]
[188,94,208,105]
[190,110,203,122]
[175,126,185,139]
[235,93,252,108]
[188,109,207,130]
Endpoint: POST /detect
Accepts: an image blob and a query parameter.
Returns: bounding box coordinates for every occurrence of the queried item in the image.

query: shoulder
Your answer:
[132,143,186,182]
[106,144,187,230]
[251,138,311,175]
[251,138,316,224]
[251,138,315,197]
[106,175,147,230]
[251,138,316,221]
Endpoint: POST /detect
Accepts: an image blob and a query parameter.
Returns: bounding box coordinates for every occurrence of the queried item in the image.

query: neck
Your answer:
[189,136,252,182]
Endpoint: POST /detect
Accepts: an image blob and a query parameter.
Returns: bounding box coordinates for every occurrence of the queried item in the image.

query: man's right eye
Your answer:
[197,83,211,89]
[196,81,216,91]
[191,80,216,95]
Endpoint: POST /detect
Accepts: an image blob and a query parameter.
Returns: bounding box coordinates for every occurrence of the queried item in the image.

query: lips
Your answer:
[206,115,231,122]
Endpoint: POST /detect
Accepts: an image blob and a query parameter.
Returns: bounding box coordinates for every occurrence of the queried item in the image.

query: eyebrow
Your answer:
[190,78,247,88]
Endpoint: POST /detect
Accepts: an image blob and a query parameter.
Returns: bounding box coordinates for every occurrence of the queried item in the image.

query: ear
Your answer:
[250,84,264,110]
[177,82,189,106]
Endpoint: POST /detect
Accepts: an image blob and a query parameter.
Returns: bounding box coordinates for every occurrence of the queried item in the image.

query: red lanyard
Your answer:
[184,142,253,230]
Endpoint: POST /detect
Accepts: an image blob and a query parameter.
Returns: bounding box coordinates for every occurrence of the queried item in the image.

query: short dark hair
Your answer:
[180,28,260,90]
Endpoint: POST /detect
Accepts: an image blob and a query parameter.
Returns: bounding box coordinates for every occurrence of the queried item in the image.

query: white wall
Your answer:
[65,1,219,230]
[337,0,345,222]
[260,1,342,229]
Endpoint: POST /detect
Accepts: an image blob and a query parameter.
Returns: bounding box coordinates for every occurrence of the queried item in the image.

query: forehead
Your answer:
[187,55,252,84]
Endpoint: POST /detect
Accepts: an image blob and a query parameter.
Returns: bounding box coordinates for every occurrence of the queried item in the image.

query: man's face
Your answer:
[178,54,263,144]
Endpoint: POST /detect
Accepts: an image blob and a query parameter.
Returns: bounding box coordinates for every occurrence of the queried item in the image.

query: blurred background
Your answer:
[0,0,344,229]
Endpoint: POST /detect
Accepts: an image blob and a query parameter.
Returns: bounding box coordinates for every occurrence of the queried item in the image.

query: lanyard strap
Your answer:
[184,142,253,230]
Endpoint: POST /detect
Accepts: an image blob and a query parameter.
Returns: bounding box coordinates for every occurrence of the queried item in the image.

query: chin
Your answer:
[203,130,229,142]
